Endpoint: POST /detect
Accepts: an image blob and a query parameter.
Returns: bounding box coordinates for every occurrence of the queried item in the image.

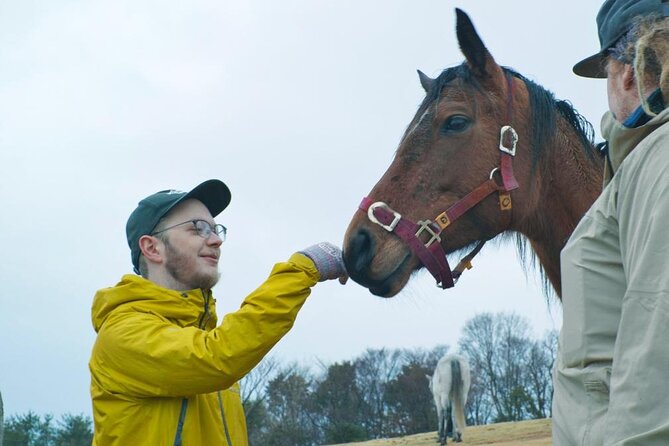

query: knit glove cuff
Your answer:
[299,242,347,282]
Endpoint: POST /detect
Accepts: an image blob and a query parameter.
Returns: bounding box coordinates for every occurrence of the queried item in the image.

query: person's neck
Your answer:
[622,88,665,128]
[147,269,191,291]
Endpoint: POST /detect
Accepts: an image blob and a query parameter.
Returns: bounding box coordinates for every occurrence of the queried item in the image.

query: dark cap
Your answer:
[573,0,669,78]
[126,179,231,274]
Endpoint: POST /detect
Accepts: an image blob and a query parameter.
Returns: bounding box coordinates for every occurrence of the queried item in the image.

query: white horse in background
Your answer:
[427,354,471,444]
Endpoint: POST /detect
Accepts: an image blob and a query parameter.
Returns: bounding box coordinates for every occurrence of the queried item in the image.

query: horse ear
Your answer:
[455,8,505,88]
[417,70,434,92]
[425,374,432,381]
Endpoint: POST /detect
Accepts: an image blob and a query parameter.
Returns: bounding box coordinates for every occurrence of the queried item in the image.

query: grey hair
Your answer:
[609,27,637,64]
[610,14,669,116]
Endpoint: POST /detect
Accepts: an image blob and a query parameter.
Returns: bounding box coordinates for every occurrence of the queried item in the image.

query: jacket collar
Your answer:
[92,275,217,332]
[600,96,669,185]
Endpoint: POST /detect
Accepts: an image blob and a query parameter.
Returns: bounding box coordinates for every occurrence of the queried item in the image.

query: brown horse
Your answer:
[343,9,603,298]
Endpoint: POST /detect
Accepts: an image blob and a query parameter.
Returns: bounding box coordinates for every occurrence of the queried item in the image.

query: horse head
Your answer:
[343,9,601,297]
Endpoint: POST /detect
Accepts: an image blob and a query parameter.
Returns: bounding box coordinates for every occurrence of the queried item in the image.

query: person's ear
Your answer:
[622,64,635,90]
[139,235,164,264]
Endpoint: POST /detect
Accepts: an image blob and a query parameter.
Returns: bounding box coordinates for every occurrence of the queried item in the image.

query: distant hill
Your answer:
[328,418,551,446]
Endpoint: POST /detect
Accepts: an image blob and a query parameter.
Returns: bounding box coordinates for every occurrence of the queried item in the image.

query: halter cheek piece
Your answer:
[359,75,519,289]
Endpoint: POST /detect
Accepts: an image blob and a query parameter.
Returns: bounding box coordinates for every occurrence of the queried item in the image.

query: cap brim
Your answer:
[573,52,608,78]
[182,179,232,218]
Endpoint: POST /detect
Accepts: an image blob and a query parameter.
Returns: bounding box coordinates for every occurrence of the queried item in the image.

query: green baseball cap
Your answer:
[126,179,231,274]
[573,0,669,78]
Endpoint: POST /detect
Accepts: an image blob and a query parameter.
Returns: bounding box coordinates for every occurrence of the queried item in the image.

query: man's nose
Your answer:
[206,232,223,247]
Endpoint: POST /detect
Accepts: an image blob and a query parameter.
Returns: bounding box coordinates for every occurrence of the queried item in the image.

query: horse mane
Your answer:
[504,68,598,296]
[411,63,600,296]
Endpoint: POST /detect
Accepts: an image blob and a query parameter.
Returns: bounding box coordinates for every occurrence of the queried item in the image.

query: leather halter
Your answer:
[359,75,519,289]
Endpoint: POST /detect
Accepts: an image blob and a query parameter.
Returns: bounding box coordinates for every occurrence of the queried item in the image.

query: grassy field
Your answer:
[329,418,551,446]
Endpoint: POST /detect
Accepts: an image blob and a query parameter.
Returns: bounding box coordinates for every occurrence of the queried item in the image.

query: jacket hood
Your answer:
[601,106,669,184]
[92,274,216,332]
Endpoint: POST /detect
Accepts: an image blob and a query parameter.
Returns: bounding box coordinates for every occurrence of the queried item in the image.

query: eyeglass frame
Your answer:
[150,219,227,242]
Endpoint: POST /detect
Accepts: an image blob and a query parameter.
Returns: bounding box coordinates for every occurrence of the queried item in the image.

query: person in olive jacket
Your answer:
[89,179,347,446]
[554,0,669,444]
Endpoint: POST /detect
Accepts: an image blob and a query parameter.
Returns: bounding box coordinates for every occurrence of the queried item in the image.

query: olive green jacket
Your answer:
[553,107,669,445]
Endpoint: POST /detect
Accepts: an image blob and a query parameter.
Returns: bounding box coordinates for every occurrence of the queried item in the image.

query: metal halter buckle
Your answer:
[499,125,518,156]
[368,201,401,232]
[415,220,441,247]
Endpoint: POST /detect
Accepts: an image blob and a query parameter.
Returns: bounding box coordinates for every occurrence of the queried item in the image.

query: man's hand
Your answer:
[299,242,348,283]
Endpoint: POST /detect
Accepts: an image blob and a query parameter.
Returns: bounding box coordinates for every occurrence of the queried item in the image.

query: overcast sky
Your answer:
[0,0,606,417]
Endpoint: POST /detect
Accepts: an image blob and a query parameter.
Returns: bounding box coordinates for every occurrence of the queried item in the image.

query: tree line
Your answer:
[240,311,557,445]
[1,413,92,446]
[1,311,556,446]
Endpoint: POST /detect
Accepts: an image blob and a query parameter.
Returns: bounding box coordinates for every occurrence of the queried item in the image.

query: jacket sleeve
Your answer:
[90,253,319,397]
[604,133,669,444]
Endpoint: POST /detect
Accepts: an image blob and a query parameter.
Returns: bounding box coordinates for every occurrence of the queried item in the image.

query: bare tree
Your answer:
[465,368,493,425]
[354,348,404,437]
[525,330,558,418]
[241,357,281,404]
[459,312,534,422]
[384,360,435,436]
[314,361,367,443]
[240,356,281,421]
[262,365,320,446]
[402,345,449,369]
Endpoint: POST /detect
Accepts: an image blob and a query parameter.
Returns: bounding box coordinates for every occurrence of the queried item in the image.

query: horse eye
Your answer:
[441,115,471,134]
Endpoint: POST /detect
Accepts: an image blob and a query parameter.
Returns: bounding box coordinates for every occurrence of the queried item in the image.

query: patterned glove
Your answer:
[299,242,348,282]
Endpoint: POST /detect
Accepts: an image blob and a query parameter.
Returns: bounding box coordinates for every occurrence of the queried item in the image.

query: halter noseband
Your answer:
[359,75,519,289]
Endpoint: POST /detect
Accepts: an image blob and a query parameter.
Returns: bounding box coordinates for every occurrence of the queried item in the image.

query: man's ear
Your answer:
[623,64,635,90]
[138,235,164,264]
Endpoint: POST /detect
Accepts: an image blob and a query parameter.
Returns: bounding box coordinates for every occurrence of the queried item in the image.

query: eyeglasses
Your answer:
[151,219,227,242]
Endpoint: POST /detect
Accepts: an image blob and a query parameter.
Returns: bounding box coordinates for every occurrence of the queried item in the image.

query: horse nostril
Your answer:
[344,229,375,275]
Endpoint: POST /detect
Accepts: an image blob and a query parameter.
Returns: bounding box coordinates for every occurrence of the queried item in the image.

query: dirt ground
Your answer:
[329,418,551,446]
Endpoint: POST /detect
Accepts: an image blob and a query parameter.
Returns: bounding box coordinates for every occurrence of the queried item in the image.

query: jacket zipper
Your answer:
[172,399,189,446]
[172,290,213,445]
[202,290,232,445]
[201,291,233,444]
[218,391,233,446]
[197,289,211,329]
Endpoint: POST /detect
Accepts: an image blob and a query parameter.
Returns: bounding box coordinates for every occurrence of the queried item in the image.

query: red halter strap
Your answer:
[360,75,519,289]
[360,197,455,288]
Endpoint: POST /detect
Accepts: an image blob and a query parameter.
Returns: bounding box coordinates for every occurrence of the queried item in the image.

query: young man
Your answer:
[554,0,669,444]
[89,179,347,445]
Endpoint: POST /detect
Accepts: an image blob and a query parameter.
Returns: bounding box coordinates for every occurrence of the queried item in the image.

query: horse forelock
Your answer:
[400,64,474,144]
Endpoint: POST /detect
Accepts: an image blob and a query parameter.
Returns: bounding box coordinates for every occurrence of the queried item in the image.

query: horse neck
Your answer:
[515,119,603,297]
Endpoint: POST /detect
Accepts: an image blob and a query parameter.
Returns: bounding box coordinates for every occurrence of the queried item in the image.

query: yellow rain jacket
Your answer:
[89,253,319,446]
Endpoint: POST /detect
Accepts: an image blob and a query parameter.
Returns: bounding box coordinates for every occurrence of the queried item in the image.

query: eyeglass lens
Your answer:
[193,220,226,241]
